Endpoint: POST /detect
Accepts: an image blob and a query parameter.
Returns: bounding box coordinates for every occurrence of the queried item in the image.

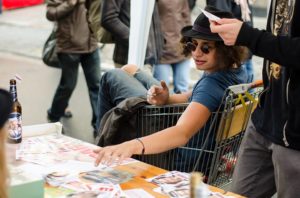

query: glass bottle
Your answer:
[190,172,209,198]
[7,79,22,144]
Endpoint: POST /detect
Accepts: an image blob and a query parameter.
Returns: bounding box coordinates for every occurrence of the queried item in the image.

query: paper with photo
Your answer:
[16,135,95,165]
[16,134,137,167]
[108,157,138,167]
[147,171,189,186]
[153,183,190,198]
[62,182,127,198]
[64,186,127,198]
[79,169,134,184]
[147,171,190,198]
[11,134,135,198]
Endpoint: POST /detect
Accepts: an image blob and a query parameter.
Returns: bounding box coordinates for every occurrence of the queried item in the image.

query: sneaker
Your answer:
[47,109,60,123]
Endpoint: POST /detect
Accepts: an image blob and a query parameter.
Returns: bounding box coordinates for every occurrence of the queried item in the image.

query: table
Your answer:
[117,161,244,198]
[8,123,244,198]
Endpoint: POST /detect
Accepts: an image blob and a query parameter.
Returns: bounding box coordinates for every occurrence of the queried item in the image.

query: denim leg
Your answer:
[50,53,80,119]
[153,64,171,86]
[243,59,254,82]
[96,69,154,131]
[134,69,160,89]
[80,49,101,129]
[172,59,190,93]
[153,60,190,93]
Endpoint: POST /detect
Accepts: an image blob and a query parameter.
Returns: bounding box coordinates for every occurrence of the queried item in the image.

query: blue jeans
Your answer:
[243,59,253,82]
[153,59,191,93]
[96,69,159,130]
[49,49,100,129]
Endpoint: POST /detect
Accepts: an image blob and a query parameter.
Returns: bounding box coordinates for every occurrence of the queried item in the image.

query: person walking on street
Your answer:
[46,0,101,135]
[210,0,300,197]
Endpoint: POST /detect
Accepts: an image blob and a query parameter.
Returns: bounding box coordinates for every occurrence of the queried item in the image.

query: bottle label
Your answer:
[8,112,22,140]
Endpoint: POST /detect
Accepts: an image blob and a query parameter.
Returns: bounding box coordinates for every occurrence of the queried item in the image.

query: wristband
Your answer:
[136,138,145,155]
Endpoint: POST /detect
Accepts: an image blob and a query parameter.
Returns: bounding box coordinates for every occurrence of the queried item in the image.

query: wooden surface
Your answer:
[8,128,245,198]
[116,161,245,198]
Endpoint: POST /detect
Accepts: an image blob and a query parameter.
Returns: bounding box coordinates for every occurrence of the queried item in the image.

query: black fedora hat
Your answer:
[0,89,13,129]
[181,5,234,41]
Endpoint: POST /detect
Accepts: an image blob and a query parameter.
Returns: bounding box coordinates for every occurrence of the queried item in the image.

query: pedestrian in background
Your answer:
[210,0,300,197]
[46,0,101,136]
[207,0,254,82]
[152,0,192,94]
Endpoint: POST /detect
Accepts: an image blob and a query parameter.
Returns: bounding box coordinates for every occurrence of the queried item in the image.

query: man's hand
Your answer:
[210,18,243,46]
[147,81,169,105]
[94,140,141,166]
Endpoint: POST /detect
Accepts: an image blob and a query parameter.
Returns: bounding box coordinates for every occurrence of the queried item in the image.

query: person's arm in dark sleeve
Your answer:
[236,23,300,69]
[101,0,130,43]
[46,0,77,21]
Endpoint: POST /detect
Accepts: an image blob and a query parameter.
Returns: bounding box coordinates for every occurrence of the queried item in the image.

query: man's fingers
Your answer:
[160,80,168,90]
[93,147,101,153]
[210,23,228,33]
[148,86,161,96]
[210,19,240,33]
[105,151,123,166]
[94,148,105,166]
[215,18,239,25]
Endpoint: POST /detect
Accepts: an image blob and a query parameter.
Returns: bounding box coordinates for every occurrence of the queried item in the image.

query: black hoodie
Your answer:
[236,0,300,150]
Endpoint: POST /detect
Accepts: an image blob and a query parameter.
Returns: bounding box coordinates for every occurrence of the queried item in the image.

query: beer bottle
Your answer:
[190,172,209,198]
[7,79,22,144]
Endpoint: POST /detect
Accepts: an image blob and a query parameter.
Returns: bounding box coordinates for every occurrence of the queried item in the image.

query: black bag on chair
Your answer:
[42,28,60,68]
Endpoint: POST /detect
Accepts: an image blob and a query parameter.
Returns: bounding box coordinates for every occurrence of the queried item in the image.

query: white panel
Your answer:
[128,0,155,68]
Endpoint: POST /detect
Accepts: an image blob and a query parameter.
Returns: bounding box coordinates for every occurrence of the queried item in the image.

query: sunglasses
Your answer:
[185,41,214,54]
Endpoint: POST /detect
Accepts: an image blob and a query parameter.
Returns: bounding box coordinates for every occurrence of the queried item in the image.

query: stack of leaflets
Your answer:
[147,171,236,198]
[147,171,190,197]
[10,134,138,198]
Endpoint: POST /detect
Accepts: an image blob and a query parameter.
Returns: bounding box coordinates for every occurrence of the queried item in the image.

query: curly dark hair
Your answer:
[180,36,248,71]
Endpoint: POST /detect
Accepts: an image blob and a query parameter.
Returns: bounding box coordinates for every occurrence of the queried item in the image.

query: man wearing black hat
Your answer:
[0,88,13,198]
[210,1,300,197]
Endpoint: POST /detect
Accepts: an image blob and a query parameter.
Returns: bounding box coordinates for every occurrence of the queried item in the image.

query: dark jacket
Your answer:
[101,0,164,65]
[96,97,149,147]
[157,0,191,64]
[236,0,300,150]
[46,0,98,53]
[206,0,253,26]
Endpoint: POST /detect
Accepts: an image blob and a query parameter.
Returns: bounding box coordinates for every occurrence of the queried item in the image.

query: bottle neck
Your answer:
[10,84,18,102]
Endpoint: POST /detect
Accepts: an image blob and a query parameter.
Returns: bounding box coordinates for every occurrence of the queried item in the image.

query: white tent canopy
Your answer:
[128,0,155,68]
